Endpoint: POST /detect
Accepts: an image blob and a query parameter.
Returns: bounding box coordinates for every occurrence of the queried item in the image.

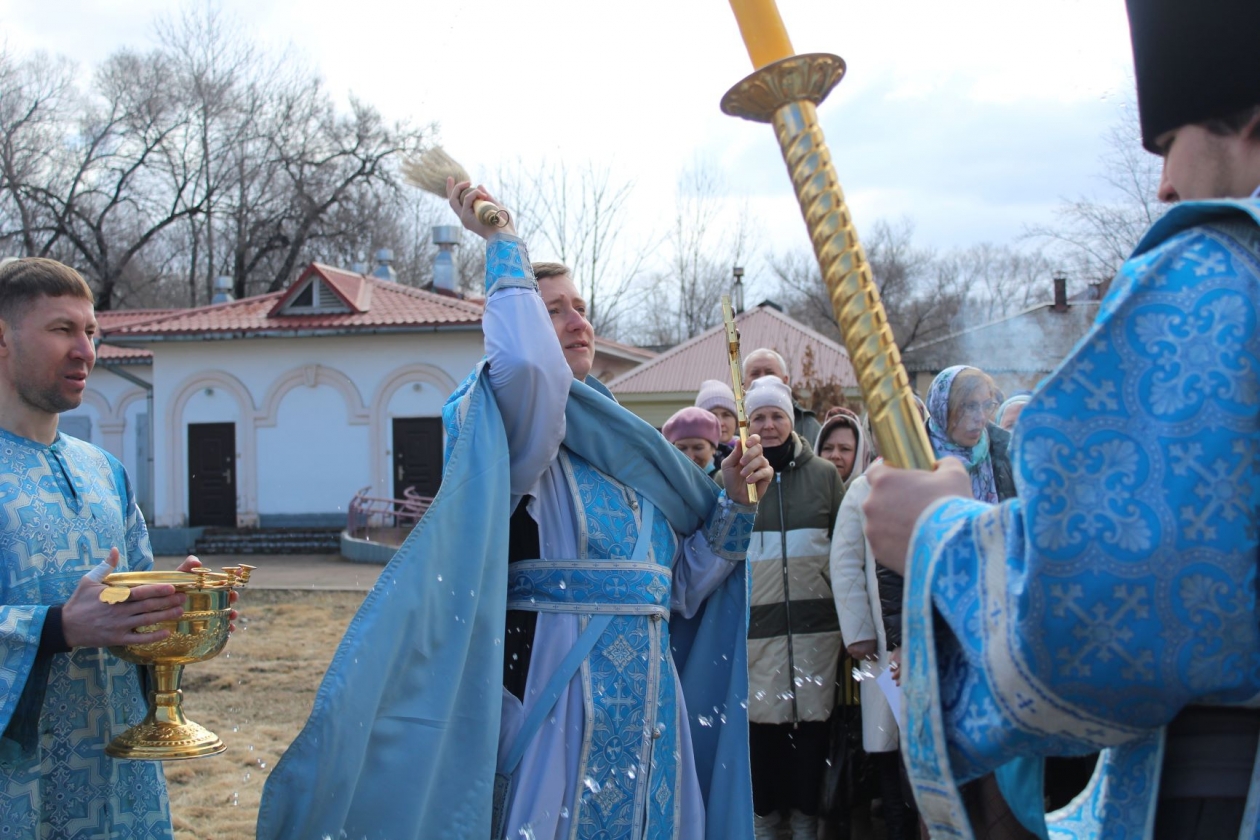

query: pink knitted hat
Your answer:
[662,407,723,446]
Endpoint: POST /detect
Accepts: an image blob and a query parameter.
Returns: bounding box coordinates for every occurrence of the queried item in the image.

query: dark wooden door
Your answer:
[393,417,443,500]
[188,423,237,527]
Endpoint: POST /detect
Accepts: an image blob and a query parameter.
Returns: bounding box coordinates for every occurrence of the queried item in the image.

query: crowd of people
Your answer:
[661,354,1046,840]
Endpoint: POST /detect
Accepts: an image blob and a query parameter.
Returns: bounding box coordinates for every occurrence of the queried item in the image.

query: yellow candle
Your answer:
[728,0,796,69]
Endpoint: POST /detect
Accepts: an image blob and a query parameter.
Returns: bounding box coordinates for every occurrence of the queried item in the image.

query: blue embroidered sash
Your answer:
[507,561,672,618]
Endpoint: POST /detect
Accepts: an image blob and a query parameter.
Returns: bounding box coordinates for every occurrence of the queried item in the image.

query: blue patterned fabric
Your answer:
[507,560,673,617]
[485,233,537,295]
[546,455,685,839]
[901,199,1260,840]
[0,429,172,839]
[259,352,756,840]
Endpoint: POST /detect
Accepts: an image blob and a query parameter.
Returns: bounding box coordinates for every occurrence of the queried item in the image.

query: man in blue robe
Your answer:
[257,182,773,840]
[0,258,200,839]
[862,2,1260,838]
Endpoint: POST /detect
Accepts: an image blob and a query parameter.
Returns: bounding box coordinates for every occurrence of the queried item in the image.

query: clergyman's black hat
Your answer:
[1126,0,1260,153]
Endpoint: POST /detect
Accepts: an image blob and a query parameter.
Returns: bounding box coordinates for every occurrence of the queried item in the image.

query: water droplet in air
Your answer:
[437,574,443,582]
[584,777,602,793]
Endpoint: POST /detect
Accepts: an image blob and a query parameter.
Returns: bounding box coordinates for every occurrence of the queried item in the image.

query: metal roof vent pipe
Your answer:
[373,248,398,283]
[211,276,235,304]
[1052,272,1068,312]
[432,225,462,296]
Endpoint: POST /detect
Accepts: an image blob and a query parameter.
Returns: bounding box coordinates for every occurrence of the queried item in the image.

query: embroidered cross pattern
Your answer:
[1050,583,1154,680]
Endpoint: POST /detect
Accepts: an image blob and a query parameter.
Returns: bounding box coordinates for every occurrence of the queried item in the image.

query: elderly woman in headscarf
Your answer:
[995,392,1032,433]
[878,365,1032,839]
[922,365,1016,502]
[814,406,870,487]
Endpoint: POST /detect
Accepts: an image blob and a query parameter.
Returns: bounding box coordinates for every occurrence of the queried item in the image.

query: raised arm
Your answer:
[450,180,572,496]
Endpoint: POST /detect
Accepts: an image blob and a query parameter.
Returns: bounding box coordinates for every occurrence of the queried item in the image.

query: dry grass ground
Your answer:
[161,588,365,840]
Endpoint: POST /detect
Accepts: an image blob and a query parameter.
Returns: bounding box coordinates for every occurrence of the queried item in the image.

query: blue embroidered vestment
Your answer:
[0,430,172,839]
[901,199,1260,840]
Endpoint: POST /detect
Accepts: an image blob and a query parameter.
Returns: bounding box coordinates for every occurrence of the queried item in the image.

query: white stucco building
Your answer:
[71,262,651,553]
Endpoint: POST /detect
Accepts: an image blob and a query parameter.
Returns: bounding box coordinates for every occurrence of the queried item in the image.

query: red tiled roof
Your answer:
[105,270,483,339]
[94,311,177,363]
[608,305,857,394]
[95,309,178,329]
[97,344,153,362]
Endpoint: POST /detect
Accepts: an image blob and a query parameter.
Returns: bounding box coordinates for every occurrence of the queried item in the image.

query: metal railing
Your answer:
[346,485,433,543]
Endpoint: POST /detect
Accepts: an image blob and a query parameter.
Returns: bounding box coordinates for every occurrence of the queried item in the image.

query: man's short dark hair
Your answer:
[0,258,94,323]
[531,262,571,282]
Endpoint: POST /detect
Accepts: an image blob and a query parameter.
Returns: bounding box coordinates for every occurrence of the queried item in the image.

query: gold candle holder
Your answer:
[721,55,935,471]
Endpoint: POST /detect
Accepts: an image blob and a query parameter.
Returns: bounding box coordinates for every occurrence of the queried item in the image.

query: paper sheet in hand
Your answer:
[877,668,905,730]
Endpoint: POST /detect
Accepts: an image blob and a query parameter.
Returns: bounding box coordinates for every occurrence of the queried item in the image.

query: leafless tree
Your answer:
[941,241,1055,325]
[1026,102,1165,287]
[0,46,209,309]
[155,2,259,305]
[636,162,750,346]
[0,14,429,309]
[771,217,960,352]
[500,158,648,337]
[0,50,78,258]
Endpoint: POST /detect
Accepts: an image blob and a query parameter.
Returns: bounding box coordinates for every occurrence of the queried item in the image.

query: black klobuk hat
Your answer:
[1127,0,1260,153]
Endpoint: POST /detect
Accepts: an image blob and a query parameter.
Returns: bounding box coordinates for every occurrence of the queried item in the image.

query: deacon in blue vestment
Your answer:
[863,2,1260,838]
[0,258,210,839]
[257,182,773,840]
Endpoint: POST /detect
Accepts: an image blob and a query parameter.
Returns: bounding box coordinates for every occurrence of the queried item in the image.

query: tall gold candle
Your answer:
[728,0,795,68]
[721,5,935,470]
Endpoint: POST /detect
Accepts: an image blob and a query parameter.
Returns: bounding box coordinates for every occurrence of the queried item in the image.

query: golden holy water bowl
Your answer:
[102,564,254,761]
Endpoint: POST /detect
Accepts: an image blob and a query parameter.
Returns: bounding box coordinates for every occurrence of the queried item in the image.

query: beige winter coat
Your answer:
[724,434,845,724]
[829,474,899,752]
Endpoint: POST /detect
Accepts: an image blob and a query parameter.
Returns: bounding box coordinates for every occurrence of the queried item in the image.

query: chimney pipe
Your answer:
[211,276,235,304]
[373,248,398,283]
[432,226,462,295]
[1052,272,1068,312]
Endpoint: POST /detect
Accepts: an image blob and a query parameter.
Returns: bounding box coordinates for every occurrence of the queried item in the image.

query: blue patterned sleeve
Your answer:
[901,224,1260,788]
[485,233,537,296]
[672,492,756,619]
[0,606,48,740]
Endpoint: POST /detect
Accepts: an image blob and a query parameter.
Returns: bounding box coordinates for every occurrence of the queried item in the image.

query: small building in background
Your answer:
[608,303,859,427]
[70,260,653,555]
[900,276,1103,398]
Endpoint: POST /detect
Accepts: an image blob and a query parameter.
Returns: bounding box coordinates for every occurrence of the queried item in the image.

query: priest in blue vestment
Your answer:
[258,180,773,840]
[0,258,210,839]
[862,2,1260,838]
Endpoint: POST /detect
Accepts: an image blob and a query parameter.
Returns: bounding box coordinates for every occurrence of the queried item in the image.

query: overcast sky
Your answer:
[4,0,1141,293]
